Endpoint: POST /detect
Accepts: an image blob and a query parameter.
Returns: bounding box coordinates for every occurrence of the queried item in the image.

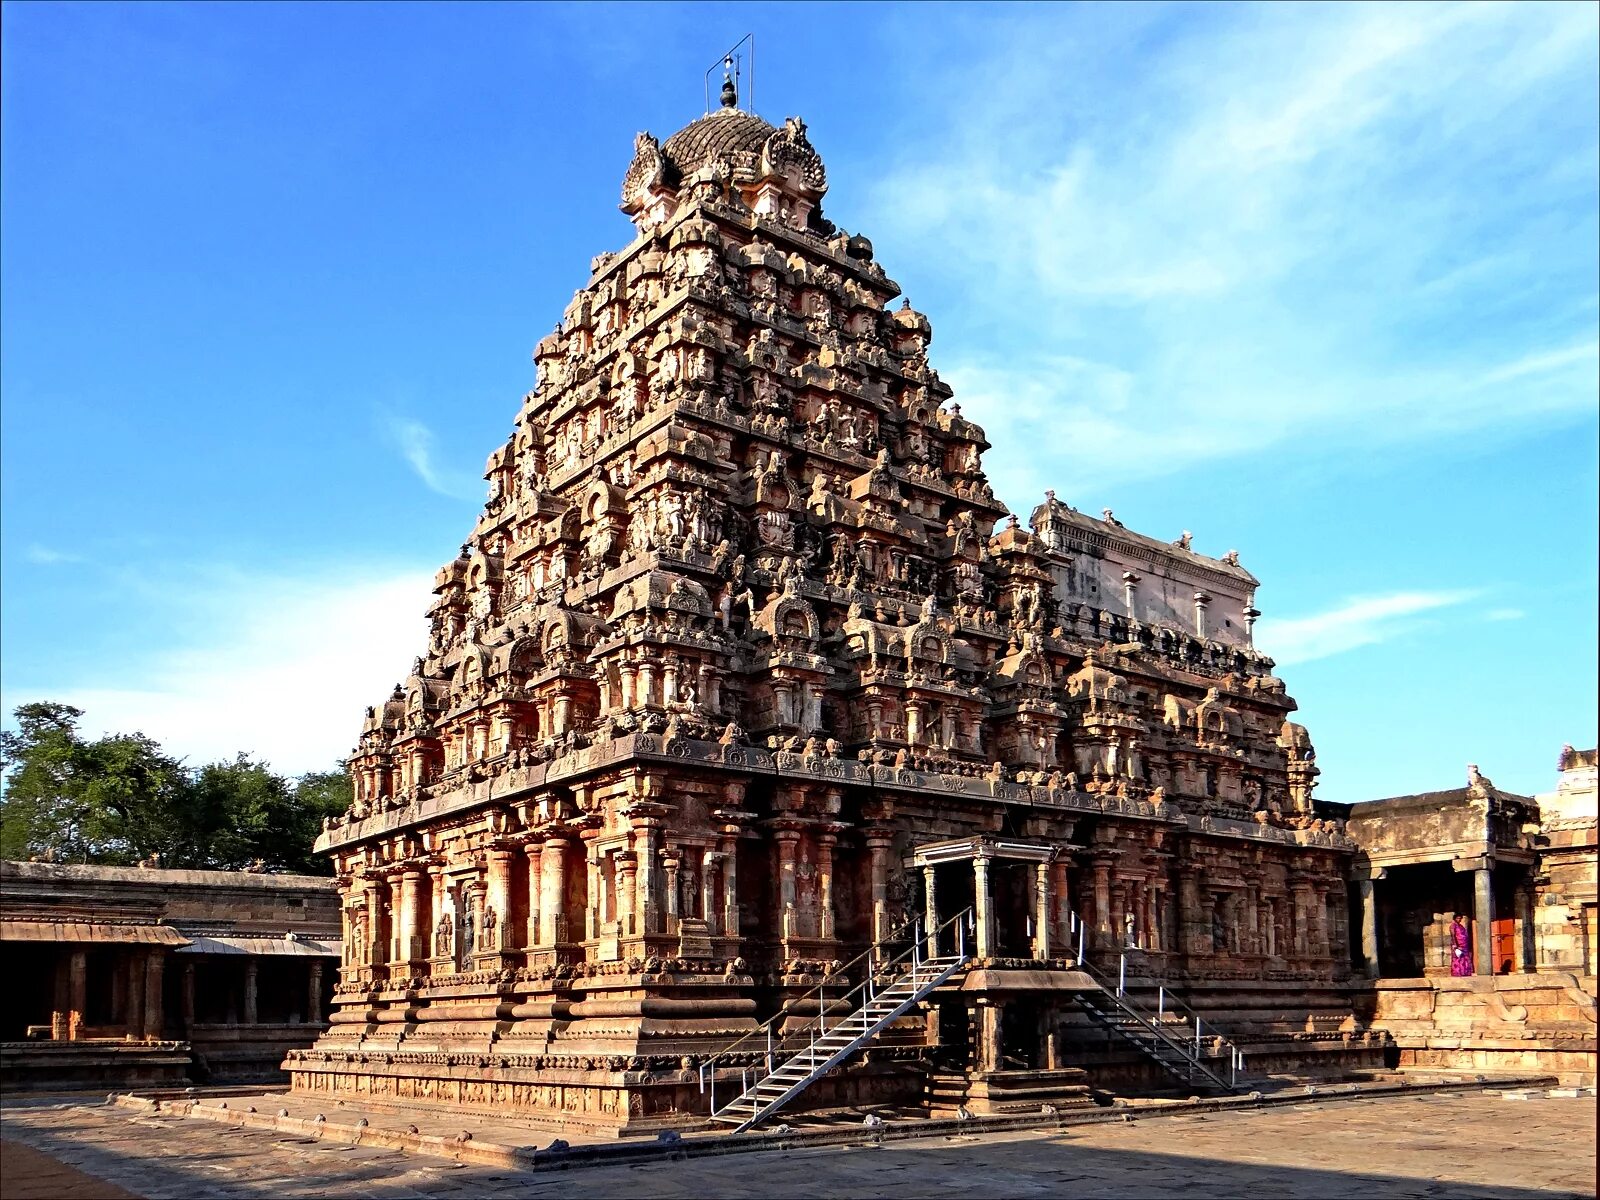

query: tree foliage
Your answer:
[0,702,347,875]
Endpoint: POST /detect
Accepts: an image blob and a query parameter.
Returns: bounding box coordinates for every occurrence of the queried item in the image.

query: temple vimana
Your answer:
[285,84,1585,1134]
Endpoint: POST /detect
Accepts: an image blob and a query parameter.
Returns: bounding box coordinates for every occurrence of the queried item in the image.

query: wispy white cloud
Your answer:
[3,564,435,775]
[1255,590,1481,667]
[1484,607,1527,622]
[382,414,482,501]
[24,544,83,565]
[865,2,1599,498]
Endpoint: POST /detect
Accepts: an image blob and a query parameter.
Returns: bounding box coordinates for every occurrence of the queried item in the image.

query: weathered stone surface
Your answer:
[0,861,340,1089]
[1343,749,1598,1084]
[299,87,1368,1130]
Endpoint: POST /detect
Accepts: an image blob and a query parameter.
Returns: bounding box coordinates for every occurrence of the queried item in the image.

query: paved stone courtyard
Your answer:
[1,1090,1593,1199]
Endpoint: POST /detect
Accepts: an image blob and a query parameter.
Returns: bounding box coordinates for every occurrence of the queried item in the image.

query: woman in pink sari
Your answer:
[1449,913,1474,976]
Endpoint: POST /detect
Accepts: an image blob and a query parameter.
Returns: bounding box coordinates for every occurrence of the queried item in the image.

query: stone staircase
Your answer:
[1074,984,1237,1092]
[709,952,968,1131]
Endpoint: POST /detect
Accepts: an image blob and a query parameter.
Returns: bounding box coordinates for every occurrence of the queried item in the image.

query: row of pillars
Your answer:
[922,857,1061,960]
[1354,861,1535,978]
[50,950,325,1041]
[920,855,1337,965]
[362,826,750,968]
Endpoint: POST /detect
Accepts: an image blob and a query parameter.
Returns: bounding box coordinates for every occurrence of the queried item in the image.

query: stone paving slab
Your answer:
[2,1088,1593,1199]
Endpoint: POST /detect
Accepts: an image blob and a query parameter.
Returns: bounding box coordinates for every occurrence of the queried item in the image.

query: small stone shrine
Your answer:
[291,81,1374,1132]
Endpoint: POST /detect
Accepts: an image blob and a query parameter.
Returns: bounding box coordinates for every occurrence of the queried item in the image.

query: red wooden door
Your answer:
[1491,917,1517,975]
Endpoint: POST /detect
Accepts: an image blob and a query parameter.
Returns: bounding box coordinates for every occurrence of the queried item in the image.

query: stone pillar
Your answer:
[243,959,259,1025]
[1517,882,1537,973]
[1092,855,1114,951]
[1149,885,1165,952]
[142,949,164,1039]
[69,949,87,1040]
[540,837,570,946]
[466,881,486,962]
[123,953,143,1039]
[487,847,515,951]
[1473,867,1494,976]
[1357,876,1380,978]
[364,878,388,966]
[775,829,800,942]
[976,998,1003,1073]
[1178,866,1205,957]
[426,863,447,965]
[585,842,602,940]
[661,848,682,929]
[181,962,196,1031]
[1310,886,1330,957]
[307,961,324,1024]
[973,855,994,960]
[633,818,663,935]
[923,865,940,957]
[1051,860,1072,954]
[615,850,638,937]
[1030,862,1049,960]
[701,850,718,933]
[1291,881,1312,958]
[866,832,893,948]
[816,831,837,941]
[398,867,424,963]
[522,843,543,950]
[720,832,741,942]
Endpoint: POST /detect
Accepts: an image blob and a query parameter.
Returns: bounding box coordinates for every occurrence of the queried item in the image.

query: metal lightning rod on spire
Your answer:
[703,34,755,116]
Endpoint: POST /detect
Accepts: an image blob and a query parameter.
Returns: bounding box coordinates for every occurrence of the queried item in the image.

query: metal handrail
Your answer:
[699,906,975,1113]
[1067,910,1246,1088]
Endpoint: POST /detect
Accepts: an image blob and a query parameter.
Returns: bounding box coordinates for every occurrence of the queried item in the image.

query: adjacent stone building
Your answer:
[1,861,340,1090]
[1534,746,1598,975]
[1344,752,1598,1085]
[292,86,1375,1133]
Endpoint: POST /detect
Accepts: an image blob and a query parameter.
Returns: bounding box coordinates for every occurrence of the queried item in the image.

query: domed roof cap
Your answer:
[661,108,777,178]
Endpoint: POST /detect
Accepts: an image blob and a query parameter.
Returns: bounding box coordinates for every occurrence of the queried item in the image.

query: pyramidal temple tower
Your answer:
[293,84,1374,1133]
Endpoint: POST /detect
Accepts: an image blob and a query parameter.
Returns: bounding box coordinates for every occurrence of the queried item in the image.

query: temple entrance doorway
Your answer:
[910,835,1071,961]
[1491,918,1517,977]
[1000,1000,1045,1070]
[933,998,971,1071]
[990,861,1034,958]
[928,863,975,956]
[1,944,56,1039]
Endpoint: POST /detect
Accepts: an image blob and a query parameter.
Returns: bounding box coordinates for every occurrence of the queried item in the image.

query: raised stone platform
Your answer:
[1,1040,192,1092]
[1365,973,1598,1085]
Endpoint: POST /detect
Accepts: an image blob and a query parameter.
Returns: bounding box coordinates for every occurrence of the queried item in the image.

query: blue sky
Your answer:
[2,1,1595,802]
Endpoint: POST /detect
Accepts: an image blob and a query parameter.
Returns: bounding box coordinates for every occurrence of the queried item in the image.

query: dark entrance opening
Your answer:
[991,861,1034,958]
[934,998,971,1071]
[1001,999,1044,1070]
[932,862,975,955]
[0,944,57,1039]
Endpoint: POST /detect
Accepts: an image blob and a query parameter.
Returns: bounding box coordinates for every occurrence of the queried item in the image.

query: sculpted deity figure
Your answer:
[662,490,686,541]
[435,912,453,957]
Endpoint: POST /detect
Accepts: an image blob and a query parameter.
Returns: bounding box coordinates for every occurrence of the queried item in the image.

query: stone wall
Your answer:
[1364,975,1597,1085]
[1535,747,1597,975]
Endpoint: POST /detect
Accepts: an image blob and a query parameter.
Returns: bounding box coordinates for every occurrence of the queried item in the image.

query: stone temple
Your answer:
[292,83,1376,1134]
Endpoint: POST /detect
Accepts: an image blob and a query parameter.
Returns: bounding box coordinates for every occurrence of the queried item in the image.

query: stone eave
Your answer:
[316,732,1346,858]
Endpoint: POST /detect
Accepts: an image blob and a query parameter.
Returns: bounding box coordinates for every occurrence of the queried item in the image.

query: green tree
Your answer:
[0,703,191,865]
[0,702,96,862]
[279,767,351,876]
[1,701,351,873]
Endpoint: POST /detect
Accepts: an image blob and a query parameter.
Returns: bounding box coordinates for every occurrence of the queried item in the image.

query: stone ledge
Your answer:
[112,1072,1560,1173]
